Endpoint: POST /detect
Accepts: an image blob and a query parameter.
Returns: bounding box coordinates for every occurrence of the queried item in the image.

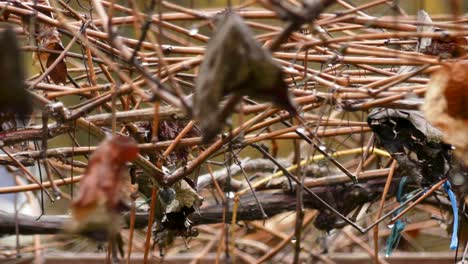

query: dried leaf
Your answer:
[423,62,468,165]
[33,25,68,84]
[45,42,67,84]
[421,34,467,58]
[0,26,31,128]
[416,11,467,59]
[368,109,449,187]
[154,180,202,254]
[2,10,10,21]
[415,10,434,52]
[194,12,296,142]
[72,136,138,225]
[165,180,203,214]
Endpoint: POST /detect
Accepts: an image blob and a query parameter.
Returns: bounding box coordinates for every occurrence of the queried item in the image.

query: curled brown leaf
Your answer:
[194,12,296,143]
[33,23,68,84]
[72,135,139,221]
[423,62,468,165]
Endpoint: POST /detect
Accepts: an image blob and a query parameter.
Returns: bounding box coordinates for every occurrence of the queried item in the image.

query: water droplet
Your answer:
[291,237,297,243]
[189,27,199,36]
[227,192,235,199]
[162,166,171,174]
[162,45,173,52]
[55,194,62,201]
[286,66,298,74]
[452,173,465,185]
[387,223,394,229]
[319,145,327,151]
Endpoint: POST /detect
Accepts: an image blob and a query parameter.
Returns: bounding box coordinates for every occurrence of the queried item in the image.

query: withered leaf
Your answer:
[2,10,9,21]
[422,62,468,165]
[415,10,434,52]
[154,180,202,253]
[368,108,447,187]
[416,11,467,58]
[33,25,68,84]
[165,180,203,214]
[72,135,139,222]
[45,42,68,84]
[0,26,31,125]
[194,12,296,143]
[421,33,467,58]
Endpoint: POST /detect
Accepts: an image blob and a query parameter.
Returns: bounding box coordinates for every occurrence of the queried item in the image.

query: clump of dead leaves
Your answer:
[423,61,468,165]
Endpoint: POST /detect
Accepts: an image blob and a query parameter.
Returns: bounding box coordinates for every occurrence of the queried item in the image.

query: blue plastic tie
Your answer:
[385,177,408,256]
[443,181,458,250]
[396,177,408,203]
[385,220,406,257]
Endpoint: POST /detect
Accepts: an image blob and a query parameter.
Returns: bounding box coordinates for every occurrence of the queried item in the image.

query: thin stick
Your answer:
[373,160,397,264]
[161,120,194,160]
[354,134,375,178]
[143,186,158,263]
[126,189,137,264]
